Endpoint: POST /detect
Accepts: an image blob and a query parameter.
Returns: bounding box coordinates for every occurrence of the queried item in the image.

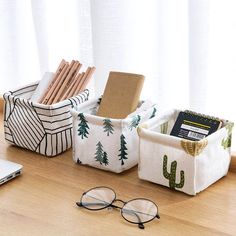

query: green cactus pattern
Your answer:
[103,118,114,136]
[149,107,157,119]
[163,155,185,190]
[129,115,141,131]
[221,122,234,149]
[78,113,90,139]
[160,122,168,134]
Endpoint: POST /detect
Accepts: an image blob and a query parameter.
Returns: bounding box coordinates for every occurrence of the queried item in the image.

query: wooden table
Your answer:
[0,113,236,236]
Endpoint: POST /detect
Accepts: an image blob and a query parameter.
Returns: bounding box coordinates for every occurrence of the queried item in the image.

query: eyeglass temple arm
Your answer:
[76,201,127,210]
[77,193,112,207]
[76,201,145,229]
[76,202,108,207]
[121,208,160,229]
[77,199,160,230]
[121,208,145,229]
[76,201,124,210]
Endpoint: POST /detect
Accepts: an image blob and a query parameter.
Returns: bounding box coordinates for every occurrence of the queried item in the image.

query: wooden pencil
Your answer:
[66,72,85,99]
[76,66,95,94]
[39,59,66,103]
[60,71,80,101]
[71,67,91,96]
[59,68,80,101]
[50,60,77,104]
[42,62,69,104]
[41,61,68,104]
[39,59,95,104]
[46,61,76,104]
[52,61,82,103]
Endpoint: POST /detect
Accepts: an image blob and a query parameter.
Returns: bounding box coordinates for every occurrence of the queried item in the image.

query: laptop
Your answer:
[0,159,22,185]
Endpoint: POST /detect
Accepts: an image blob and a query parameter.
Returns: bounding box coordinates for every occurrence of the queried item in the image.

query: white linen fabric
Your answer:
[138,109,233,195]
[70,97,158,173]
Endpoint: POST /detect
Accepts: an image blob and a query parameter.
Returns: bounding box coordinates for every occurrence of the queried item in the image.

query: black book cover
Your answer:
[170,111,222,141]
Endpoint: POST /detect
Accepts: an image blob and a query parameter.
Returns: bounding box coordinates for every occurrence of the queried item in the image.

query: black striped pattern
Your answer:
[4,83,89,157]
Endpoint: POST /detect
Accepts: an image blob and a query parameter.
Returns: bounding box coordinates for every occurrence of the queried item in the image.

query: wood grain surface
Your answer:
[0,96,3,113]
[0,113,236,236]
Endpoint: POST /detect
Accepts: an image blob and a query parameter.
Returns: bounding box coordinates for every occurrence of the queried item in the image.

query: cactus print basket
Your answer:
[70,97,158,173]
[3,81,89,157]
[137,109,234,195]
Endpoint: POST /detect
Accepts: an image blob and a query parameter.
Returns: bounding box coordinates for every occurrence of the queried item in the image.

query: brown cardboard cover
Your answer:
[97,71,145,119]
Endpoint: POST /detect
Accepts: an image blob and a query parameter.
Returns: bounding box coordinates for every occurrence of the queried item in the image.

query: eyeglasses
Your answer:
[76,186,160,229]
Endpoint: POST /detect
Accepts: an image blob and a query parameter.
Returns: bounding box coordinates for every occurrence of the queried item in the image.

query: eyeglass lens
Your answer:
[81,186,116,210]
[121,198,158,224]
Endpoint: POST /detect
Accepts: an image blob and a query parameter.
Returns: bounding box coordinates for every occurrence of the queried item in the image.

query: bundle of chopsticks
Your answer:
[39,59,95,104]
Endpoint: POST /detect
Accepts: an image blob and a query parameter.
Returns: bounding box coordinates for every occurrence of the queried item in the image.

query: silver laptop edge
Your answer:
[0,159,23,185]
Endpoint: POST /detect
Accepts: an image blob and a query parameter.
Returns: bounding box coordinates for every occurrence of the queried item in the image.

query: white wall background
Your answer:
[0,0,236,148]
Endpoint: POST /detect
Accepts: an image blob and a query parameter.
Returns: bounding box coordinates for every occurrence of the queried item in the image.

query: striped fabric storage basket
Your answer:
[3,82,89,157]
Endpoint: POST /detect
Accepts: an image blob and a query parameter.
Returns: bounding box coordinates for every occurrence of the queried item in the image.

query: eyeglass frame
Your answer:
[76,186,160,229]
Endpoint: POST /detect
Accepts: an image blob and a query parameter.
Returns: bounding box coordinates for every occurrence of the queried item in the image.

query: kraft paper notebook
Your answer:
[97,71,145,119]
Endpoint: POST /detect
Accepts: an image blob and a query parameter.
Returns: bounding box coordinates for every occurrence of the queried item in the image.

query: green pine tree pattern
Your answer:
[150,107,157,119]
[78,113,90,139]
[94,141,104,164]
[103,118,114,136]
[94,142,109,166]
[102,151,109,166]
[129,115,141,131]
[118,134,128,165]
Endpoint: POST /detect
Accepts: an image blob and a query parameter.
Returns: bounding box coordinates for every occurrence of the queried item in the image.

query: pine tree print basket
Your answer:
[137,109,234,195]
[3,81,89,157]
[70,97,158,173]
